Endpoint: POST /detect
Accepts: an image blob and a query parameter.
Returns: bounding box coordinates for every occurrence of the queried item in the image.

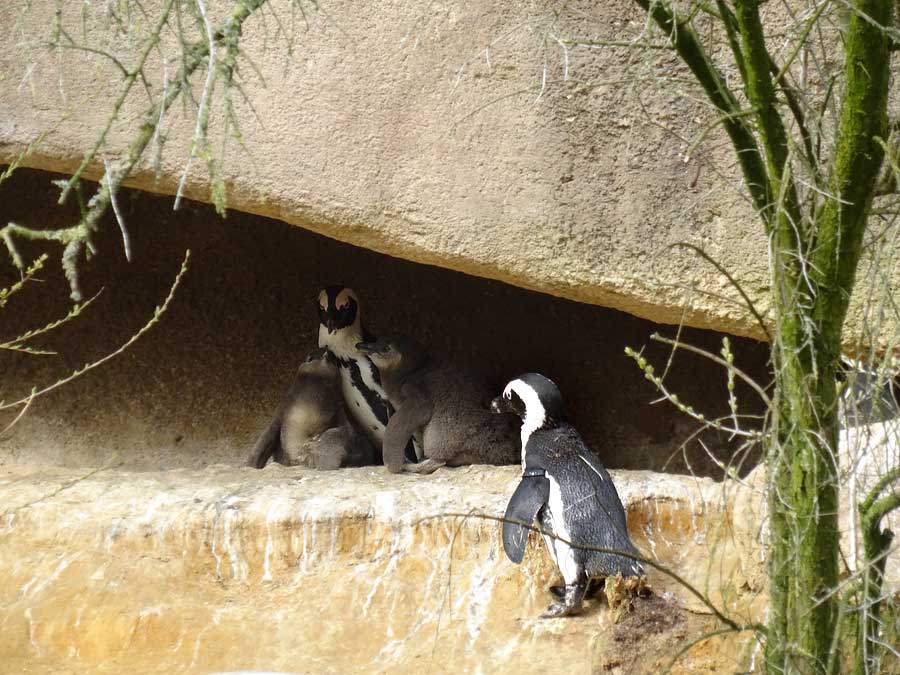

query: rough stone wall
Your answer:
[2,0,893,345]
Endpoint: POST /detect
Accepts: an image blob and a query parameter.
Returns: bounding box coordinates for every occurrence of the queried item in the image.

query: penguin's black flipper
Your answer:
[572,446,630,533]
[247,412,284,468]
[382,384,434,472]
[502,471,550,564]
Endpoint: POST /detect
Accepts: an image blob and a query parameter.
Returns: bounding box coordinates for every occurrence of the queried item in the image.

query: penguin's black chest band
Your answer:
[339,356,393,425]
[523,468,546,478]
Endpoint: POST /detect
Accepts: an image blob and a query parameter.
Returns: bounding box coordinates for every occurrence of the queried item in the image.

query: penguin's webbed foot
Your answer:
[549,578,602,600]
[540,600,583,619]
[405,459,446,475]
[541,582,587,618]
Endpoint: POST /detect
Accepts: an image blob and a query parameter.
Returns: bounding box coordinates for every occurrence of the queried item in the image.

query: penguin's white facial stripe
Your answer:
[504,379,546,451]
[317,298,363,356]
[335,288,356,310]
[318,290,328,310]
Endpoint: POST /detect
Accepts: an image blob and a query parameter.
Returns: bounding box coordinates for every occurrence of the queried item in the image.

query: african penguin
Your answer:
[357,334,519,474]
[490,373,644,618]
[316,286,419,462]
[246,348,374,469]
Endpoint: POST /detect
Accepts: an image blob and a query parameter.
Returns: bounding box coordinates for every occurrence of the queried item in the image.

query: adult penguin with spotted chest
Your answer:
[491,373,644,618]
[317,285,418,462]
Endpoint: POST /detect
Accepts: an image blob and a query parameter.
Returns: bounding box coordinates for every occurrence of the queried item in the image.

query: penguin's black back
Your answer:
[526,423,642,578]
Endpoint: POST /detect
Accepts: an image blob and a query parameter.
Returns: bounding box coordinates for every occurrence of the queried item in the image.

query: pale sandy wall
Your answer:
[1,0,861,342]
[0,463,760,674]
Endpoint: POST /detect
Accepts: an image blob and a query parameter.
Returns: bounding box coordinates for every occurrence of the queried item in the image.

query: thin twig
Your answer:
[0,251,190,411]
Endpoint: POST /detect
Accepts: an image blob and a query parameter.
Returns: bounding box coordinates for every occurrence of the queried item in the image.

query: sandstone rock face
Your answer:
[1,1,894,343]
[0,465,764,674]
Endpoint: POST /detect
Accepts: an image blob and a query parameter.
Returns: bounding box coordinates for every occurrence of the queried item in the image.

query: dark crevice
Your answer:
[0,167,771,476]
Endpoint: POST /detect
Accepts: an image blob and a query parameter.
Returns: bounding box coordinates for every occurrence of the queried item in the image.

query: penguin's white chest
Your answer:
[541,474,580,585]
[319,328,391,448]
[339,364,387,443]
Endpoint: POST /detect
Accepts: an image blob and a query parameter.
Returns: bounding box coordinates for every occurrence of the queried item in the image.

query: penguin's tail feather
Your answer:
[608,545,646,579]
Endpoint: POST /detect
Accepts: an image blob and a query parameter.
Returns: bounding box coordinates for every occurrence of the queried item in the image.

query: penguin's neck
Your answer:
[519,403,548,466]
[318,321,368,360]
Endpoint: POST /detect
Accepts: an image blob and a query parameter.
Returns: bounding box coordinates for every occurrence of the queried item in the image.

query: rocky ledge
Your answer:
[0,464,764,674]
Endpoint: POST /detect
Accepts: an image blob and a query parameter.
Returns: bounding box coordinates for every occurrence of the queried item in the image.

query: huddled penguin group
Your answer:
[248,285,645,618]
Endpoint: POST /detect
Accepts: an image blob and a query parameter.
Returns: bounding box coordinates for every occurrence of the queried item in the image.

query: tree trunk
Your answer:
[766,0,892,666]
[767,306,841,674]
[633,0,893,671]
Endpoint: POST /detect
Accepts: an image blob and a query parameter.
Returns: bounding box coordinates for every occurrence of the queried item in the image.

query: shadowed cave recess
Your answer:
[0,167,770,476]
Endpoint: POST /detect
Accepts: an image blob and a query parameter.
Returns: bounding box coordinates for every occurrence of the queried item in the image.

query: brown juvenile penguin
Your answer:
[357,334,520,474]
[247,348,374,470]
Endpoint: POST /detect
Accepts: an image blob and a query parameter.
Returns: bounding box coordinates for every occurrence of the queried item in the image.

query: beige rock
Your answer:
[0,464,763,674]
[0,0,895,344]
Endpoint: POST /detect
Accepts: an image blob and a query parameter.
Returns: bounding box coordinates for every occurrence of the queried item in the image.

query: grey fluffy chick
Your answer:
[246,348,374,470]
[357,334,519,474]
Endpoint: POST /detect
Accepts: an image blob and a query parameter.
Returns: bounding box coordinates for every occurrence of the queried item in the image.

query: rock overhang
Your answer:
[4,0,894,347]
[0,168,773,476]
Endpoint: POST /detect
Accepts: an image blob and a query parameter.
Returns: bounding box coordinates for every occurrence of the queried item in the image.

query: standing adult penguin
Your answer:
[490,373,644,618]
[316,285,418,462]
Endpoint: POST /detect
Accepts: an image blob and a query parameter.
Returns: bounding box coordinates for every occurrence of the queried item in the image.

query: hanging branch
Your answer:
[0,0,274,300]
[634,0,771,221]
[0,250,190,413]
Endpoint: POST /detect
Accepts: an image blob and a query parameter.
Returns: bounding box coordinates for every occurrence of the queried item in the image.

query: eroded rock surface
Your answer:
[0,465,763,674]
[1,1,895,344]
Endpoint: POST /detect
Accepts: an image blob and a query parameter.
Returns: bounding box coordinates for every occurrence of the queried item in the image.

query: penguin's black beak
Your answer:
[325,317,337,334]
[490,396,509,415]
